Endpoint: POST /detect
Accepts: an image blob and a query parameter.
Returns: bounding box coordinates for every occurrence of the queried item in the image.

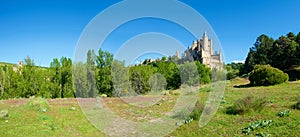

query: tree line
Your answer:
[0,57,73,99]
[0,49,213,99]
[73,49,213,98]
[244,32,299,71]
[243,32,300,80]
[225,32,300,81]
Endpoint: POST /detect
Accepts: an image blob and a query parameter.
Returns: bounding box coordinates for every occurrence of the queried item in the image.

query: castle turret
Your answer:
[203,32,208,51]
[192,40,197,50]
[175,50,179,58]
[219,50,222,63]
[197,39,201,52]
[209,39,213,55]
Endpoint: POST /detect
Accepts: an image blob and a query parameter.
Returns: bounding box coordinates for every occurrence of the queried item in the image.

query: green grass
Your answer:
[0,78,299,136]
[0,98,105,136]
[171,78,300,136]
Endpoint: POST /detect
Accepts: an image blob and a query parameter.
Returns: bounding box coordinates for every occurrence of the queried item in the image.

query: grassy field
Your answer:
[0,78,299,136]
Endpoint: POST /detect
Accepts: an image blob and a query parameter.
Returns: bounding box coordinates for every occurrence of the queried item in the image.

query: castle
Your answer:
[183,32,223,70]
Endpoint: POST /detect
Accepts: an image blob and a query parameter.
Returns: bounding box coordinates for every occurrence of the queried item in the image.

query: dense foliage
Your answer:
[243,32,300,80]
[226,62,244,80]
[0,57,74,99]
[249,65,288,86]
[0,49,213,99]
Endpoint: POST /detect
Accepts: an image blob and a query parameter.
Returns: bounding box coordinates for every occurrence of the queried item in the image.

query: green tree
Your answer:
[153,61,180,90]
[195,61,211,83]
[243,32,300,75]
[0,65,21,99]
[243,48,256,74]
[87,49,97,97]
[73,62,89,98]
[0,66,5,98]
[36,68,52,98]
[21,57,38,97]
[60,57,73,98]
[96,49,114,96]
[253,34,274,65]
[179,62,199,86]
[111,60,131,97]
[49,57,74,98]
[129,65,156,94]
[149,73,167,93]
[50,58,61,98]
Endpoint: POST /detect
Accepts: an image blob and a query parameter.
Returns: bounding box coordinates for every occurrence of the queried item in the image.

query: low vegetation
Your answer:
[249,65,288,86]
[294,97,300,110]
[171,79,300,136]
[242,120,272,135]
[189,101,204,120]
[226,96,268,115]
[277,110,291,117]
[25,96,50,112]
[0,109,9,120]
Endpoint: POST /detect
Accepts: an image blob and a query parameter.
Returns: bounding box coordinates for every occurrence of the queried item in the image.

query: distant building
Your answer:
[184,32,223,70]
[175,50,179,58]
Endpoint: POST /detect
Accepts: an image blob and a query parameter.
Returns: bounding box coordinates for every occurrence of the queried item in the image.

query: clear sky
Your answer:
[1,0,300,67]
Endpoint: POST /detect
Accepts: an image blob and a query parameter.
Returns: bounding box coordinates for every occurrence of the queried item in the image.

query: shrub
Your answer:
[0,110,9,120]
[249,65,288,86]
[189,101,204,120]
[226,96,267,115]
[226,68,240,80]
[25,96,50,112]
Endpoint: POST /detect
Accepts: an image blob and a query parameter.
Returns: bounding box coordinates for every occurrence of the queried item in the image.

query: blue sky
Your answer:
[1,0,300,66]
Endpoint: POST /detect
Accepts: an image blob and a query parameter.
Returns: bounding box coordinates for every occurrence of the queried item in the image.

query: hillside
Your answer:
[0,62,16,66]
[0,61,49,69]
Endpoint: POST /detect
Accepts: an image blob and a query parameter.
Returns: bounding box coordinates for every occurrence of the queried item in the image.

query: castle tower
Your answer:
[197,39,201,52]
[192,40,197,50]
[219,50,222,62]
[203,32,208,51]
[209,39,213,55]
[175,50,179,58]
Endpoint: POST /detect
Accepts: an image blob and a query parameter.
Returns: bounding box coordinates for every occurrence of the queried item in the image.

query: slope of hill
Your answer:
[0,62,16,66]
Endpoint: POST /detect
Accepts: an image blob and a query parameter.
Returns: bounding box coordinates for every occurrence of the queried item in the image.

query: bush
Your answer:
[0,110,9,120]
[25,96,50,112]
[249,65,288,86]
[226,96,267,115]
[189,101,204,120]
